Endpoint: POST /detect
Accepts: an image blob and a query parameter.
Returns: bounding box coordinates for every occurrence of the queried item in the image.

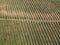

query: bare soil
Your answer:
[0,10,60,20]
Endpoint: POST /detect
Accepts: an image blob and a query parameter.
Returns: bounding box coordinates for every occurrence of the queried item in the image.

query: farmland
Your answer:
[0,0,60,18]
[0,0,60,45]
[0,20,60,45]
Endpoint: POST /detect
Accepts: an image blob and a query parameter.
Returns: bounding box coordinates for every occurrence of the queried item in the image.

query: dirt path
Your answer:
[0,10,60,20]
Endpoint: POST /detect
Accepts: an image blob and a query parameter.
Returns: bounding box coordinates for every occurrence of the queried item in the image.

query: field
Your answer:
[0,20,60,45]
[0,0,60,45]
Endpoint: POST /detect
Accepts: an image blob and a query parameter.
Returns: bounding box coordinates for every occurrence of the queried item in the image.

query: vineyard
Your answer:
[0,0,60,45]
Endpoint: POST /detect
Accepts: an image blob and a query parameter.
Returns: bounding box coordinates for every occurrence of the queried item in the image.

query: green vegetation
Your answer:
[0,0,60,13]
[0,0,60,45]
[0,20,60,45]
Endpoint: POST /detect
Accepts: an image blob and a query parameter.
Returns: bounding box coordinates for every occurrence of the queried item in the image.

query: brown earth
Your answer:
[0,10,60,20]
[0,3,60,20]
